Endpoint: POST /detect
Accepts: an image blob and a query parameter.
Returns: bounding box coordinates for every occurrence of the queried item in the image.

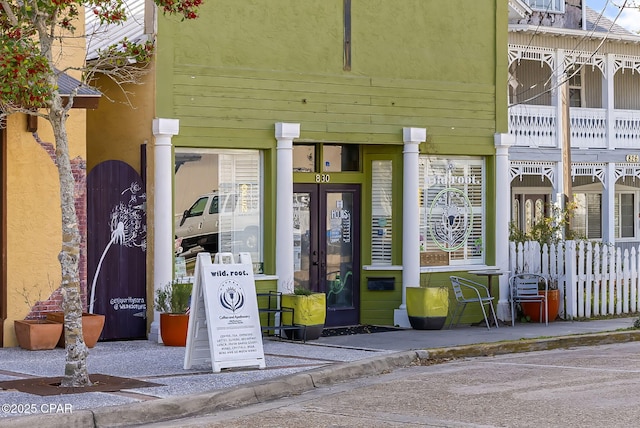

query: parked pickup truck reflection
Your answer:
[175,192,259,253]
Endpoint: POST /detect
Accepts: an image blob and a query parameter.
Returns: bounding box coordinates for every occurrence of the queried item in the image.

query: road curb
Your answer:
[1,331,638,427]
[423,330,640,360]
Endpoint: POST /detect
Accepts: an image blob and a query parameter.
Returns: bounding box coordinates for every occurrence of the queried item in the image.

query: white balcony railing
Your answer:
[509,105,640,150]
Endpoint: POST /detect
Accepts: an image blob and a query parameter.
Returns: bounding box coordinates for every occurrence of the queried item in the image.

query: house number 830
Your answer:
[315,174,330,183]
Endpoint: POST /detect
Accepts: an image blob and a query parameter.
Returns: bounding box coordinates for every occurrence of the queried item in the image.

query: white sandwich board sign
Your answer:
[184,252,265,372]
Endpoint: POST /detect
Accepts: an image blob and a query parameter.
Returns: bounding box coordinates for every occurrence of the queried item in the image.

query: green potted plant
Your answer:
[281,287,326,340]
[155,281,193,346]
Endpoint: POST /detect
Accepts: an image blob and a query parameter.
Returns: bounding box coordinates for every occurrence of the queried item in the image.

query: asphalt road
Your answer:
[147,340,640,428]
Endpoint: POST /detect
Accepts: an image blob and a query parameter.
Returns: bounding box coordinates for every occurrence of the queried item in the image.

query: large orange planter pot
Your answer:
[14,320,63,351]
[160,313,189,346]
[45,312,105,348]
[521,289,560,323]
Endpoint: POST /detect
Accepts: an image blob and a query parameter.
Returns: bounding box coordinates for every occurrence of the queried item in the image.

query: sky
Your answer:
[586,0,640,33]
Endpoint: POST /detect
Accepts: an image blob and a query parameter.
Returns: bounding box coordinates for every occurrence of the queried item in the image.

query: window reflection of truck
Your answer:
[175,192,259,253]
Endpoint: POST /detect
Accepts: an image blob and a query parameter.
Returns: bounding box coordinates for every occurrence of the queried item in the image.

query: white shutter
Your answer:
[371,161,392,265]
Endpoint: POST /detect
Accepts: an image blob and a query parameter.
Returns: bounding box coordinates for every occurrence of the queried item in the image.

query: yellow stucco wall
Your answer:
[2,7,90,347]
[3,111,87,347]
[86,63,156,175]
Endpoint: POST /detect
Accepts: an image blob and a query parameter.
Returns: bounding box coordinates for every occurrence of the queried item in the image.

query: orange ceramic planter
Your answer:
[521,289,560,323]
[160,313,189,346]
[14,320,63,350]
[45,312,105,348]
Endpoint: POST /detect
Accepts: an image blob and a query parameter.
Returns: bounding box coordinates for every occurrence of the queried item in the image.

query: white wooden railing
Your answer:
[509,240,640,319]
[509,105,640,150]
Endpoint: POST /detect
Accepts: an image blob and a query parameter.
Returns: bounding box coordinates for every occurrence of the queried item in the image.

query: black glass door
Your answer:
[293,184,360,327]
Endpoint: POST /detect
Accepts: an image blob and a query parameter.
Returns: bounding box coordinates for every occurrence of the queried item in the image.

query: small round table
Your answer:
[468,269,509,327]
[468,269,509,298]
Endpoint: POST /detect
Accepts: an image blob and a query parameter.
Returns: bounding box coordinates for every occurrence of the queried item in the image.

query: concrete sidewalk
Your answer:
[1,317,639,427]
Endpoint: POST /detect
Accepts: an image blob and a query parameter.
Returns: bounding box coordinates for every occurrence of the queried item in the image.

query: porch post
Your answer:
[495,133,514,320]
[275,123,300,294]
[150,118,179,343]
[603,54,615,150]
[602,163,616,245]
[553,49,565,151]
[394,127,426,328]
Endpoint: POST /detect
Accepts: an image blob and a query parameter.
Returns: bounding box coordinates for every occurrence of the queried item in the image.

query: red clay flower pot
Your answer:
[160,313,189,346]
[521,289,560,323]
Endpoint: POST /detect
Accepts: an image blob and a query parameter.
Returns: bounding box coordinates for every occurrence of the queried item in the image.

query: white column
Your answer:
[275,123,300,294]
[554,49,565,150]
[150,118,179,343]
[394,127,426,328]
[602,55,616,245]
[554,49,567,224]
[495,133,514,321]
[602,163,616,245]
[603,54,615,150]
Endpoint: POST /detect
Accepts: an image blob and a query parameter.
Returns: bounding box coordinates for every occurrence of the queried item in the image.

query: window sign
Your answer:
[420,157,484,264]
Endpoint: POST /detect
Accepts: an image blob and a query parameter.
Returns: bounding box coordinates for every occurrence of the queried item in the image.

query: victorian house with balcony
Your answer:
[508,0,640,252]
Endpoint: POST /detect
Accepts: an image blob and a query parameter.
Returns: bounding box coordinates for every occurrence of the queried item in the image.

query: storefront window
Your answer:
[419,156,484,265]
[371,160,392,265]
[174,149,263,273]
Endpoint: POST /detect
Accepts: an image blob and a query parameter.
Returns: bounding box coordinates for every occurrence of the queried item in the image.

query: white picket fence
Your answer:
[509,241,640,319]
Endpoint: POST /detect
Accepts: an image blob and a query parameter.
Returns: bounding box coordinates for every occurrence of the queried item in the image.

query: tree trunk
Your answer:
[49,92,91,388]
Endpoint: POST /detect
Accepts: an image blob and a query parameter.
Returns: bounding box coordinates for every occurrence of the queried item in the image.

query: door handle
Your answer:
[312,250,318,266]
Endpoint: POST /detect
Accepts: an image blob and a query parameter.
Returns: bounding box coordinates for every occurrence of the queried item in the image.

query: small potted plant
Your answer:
[14,319,63,350]
[281,287,326,340]
[13,282,63,350]
[155,280,193,346]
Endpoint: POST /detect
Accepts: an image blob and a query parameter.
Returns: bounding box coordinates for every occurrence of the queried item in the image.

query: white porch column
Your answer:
[275,123,300,294]
[602,163,616,245]
[495,133,514,321]
[150,118,179,343]
[603,54,616,150]
[394,127,426,328]
[553,49,565,150]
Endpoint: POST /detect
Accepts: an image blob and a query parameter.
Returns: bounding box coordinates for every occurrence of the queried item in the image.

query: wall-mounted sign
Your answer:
[626,154,639,162]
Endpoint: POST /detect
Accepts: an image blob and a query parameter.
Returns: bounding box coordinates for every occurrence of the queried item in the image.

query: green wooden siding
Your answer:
[158,0,501,151]
[157,0,506,327]
[168,66,496,148]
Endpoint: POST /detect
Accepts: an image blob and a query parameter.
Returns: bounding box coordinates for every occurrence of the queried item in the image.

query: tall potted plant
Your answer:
[155,281,193,346]
[281,288,326,341]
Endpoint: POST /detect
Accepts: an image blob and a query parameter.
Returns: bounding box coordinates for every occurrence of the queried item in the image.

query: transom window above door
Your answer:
[293,144,360,173]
